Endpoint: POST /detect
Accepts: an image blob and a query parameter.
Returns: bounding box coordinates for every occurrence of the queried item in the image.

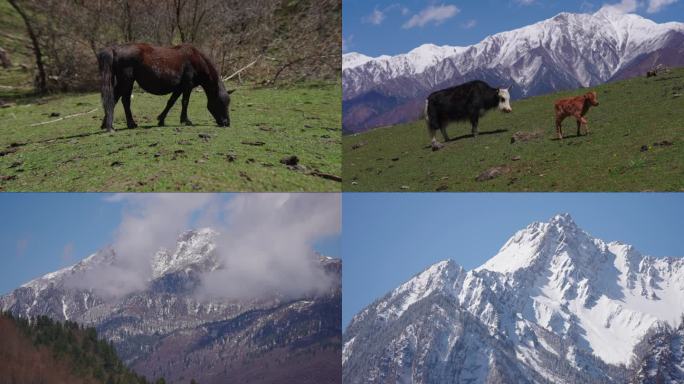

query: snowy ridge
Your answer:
[19,247,116,293]
[344,43,467,73]
[344,214,684,383]
[152,228,218,278]
[375,260,464,320]
[343,11,684,97]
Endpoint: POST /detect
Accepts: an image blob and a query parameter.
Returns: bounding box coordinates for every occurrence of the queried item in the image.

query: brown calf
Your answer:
[554,91,599,139]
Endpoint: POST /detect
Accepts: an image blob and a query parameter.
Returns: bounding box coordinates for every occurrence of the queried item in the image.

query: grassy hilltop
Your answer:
[343,68,684,192]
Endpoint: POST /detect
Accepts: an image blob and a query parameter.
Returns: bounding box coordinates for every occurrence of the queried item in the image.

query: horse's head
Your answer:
[208,89,235,127]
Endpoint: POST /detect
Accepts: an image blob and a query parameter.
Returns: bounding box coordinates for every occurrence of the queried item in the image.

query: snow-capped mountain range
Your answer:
[1,229,341,384]
[342,9,684,133]
[343,214,684,384]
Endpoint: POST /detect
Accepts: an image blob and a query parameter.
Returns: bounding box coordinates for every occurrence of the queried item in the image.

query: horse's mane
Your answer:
[197,49,221,87]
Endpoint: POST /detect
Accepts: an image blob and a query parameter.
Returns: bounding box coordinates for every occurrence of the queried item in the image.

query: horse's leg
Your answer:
[157,91,181,127]
[120,79,137,129]
[180,88,193,126]
[101,91,121,131]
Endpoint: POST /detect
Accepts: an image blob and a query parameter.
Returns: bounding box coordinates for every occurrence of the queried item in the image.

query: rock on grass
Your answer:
[476,165,510,182]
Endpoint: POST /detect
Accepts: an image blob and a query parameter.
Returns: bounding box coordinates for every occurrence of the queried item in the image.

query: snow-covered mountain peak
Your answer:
[477,214,596,275]
[345,216,684,382]
[374,260,464,320]
[152,228,218,278]
[342,52,373,69]
[549,212,575,226]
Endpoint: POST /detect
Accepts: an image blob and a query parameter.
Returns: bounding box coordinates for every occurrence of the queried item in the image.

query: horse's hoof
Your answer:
[182,120,194,126]
[128,123,138,129]
[158,121,165,127]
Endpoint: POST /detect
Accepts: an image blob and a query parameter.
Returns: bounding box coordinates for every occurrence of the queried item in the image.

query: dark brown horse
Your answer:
[97,43,233,131]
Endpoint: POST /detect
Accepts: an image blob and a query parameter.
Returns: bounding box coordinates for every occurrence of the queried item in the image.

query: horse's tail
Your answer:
[97,48,115,125]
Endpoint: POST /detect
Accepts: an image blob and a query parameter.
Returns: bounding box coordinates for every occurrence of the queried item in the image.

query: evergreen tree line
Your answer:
[1,311,200,384]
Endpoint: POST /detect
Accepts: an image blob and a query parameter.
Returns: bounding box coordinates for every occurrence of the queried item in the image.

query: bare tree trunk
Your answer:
[7,0,47,93]
[174,0,187,42]
[123,0,134,42]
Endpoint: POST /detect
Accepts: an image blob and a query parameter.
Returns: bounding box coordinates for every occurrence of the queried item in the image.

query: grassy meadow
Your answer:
[343,68,684,192]
[0,83,341,191]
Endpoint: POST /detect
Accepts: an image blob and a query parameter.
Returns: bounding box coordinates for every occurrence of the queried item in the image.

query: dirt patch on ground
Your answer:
[511,130,545,144]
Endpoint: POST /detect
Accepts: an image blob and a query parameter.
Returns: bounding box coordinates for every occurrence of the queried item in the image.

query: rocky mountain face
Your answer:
[629,320,684,383]
[343,214,684,384]
[1,228,341,384]
[342,10,684,133]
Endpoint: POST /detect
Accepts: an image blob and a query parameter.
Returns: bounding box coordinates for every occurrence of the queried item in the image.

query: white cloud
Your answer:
[581,1,596,12]
[342,35,352,52]
[516,0,536,5]
[403,4,460,29]
[386,3,410,16]
[199,193,340,299]
[647,0,678,13]
[61,243,75,265]
[363,4,411,26]
[15,236,29,257]
[69,194,217,298]
[462,19,477,29]
[66,193,340,301]
[599,0,639,13]
[363,8,385,25]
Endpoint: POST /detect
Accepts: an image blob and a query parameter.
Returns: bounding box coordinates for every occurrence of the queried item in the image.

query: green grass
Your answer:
[0,82,341,191]
[343,68,684,191]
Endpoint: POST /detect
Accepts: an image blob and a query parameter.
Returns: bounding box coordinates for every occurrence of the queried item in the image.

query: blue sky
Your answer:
[343,0,684,56]
[0,194,340,295]
[342,193,684,328]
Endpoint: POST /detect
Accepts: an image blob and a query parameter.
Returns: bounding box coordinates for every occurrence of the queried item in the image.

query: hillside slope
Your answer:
[343,67,684,192]
[0,312,157,384]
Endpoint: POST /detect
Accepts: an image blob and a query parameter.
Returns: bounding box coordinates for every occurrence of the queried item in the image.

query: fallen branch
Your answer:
[270,53,338,86]
[222,59,258,81]
[29,108,97,127]
[310,170,342,182]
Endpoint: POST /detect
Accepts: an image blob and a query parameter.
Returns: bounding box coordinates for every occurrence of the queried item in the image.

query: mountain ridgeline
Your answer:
[343,214,684,384]
[342,9,684,133]
[0,228,342,384]
[0,311,168,384]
